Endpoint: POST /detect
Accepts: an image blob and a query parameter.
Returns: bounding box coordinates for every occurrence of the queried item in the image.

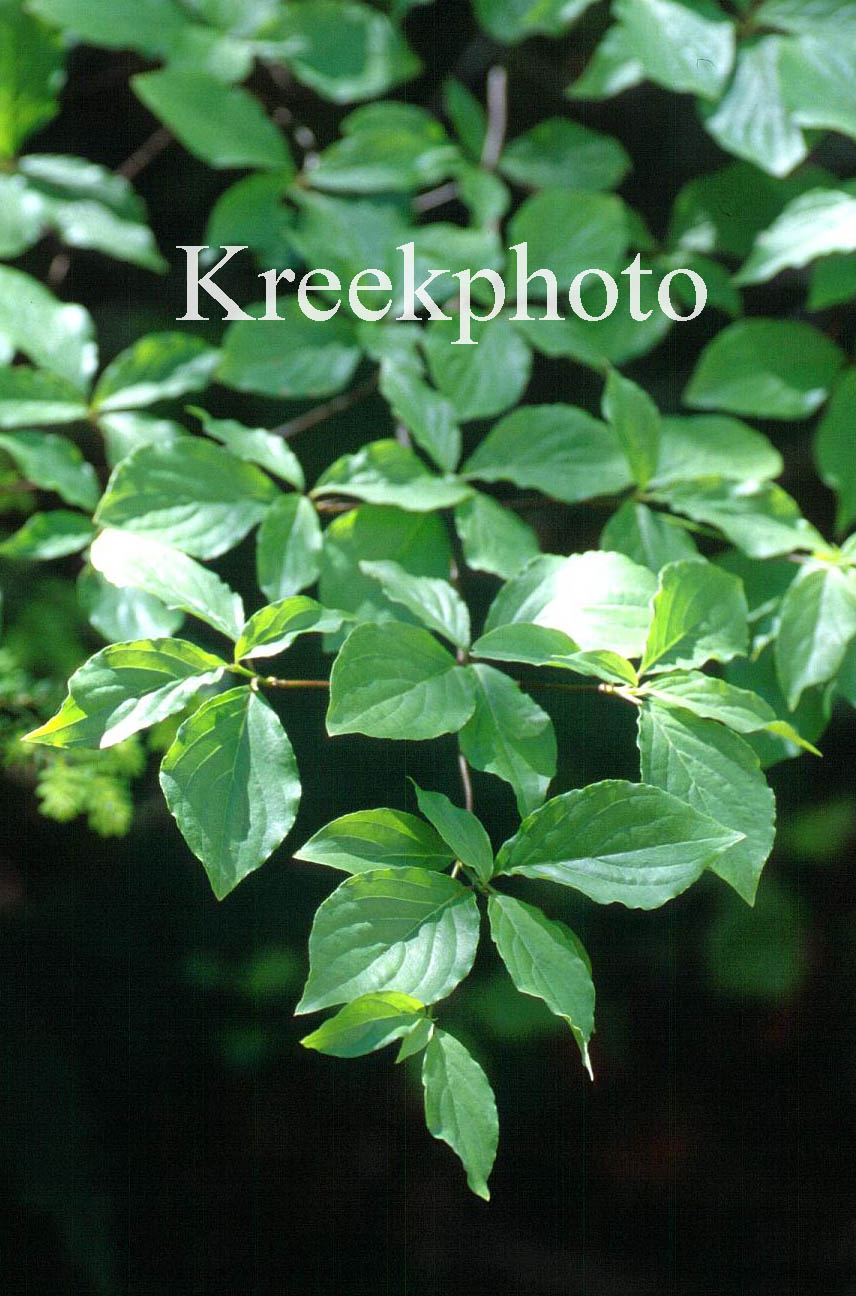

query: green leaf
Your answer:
[421,1029,497,1200]
[471,624,639,686]
[218,298,361,400]
[684,319,844,420]
[601,501,698,573]
[567,23,645,100]
[295,808,454,874]
[459,664,557,817]
[496,778,742,908]
[27,638,226,749]
[512,273,671,369]
[301,992,425,1058]
[778,34,856,142]
[774,563,856,709]
[359,560,470,650]
[702,36,806,177]
[423,318,532,423]
[488,894,594,1070]
[0,366,89,428]
[614,0,735,99]
[472,0,597,42]
[77,565,184,642]
[31,0,205,60]
[314,440,472,512]
[754,0,856,33]
[319,505,451,632]
[499,118,630,191]
[0,0,64,158]
[637,703,775,905]
[0,173,44,257]
[809,252,856,311]
[235,596,347,661]
[97,413,185,468]
[639,669,817,751]
[327,622,476,740]
[411,783,493,885]
[652,480,823,559]
[308,102,457,192]
[205,171,295,267]
[462,404,632,504]
[94,439,278,559]
[735,189,856,286]
[160,687,300,899]
[485,551,657,658]
[396,1016,434,1062]
[132,69,292,170]
[815,368,856,533]
[453,492,539,580]
[442,77,485,160]
[378,354,461,472]
[93,334,220,413]
[296,867,479,1012]
[602,369,661,489]
[90,529,245,640]
[191,409,303,490]
[0,509,93,559]
[0,267,96,391]
[652,415,783,487]
[259,1,420,103]
[641,558,748,675]
[0,429,98,510]
[507,189,629,289]
[256,494,322,603]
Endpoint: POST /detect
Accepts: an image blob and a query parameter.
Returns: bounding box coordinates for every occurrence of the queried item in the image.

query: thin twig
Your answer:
[480,66,508,170]
[258,677,330,690]
[47,252,71,290]
[413,181,460,214]
[457,751,475,815]
[117,127,173,181]
[270,374,379,440]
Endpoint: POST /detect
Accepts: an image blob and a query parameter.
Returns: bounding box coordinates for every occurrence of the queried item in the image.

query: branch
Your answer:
[480,66,508,170]
[270,374,378,441]
[117,127,173,181]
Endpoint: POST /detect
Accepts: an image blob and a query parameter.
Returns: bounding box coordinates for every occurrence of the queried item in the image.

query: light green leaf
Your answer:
[77,565,184,642]
[460,664,557,817]
[235,596,347,661]
[652,415,782,487]
[422,1029,497,1200]
[702,37,806,177]
[442,77,485,160]
[256,494,322,603]
[0,429,98,510]
[755,0,856,33]
[639,669,817,752]
[32,0,200,59]
[296,867,479,1012]
[93,334,220,412]
[327,621,476,740]
[472,624,638,686]
[496,778,742,908]
[778,34,856,142]
[0,173,44,257]
[160,687,300,899]
[218,298,361,400]
[0,0,64,158]
[314,440,472,512]
[359,560,470,649]
[567,22,645,100]
[97,413,185,468]
[641,558,748,675]
[774,563,856,709]
[94,439,277,559]
[462,404,632,504]
[601,501,699,573]
[653,480,824,559]
[0,509,93,559]
[378,354,461,472]
[90,529,245,640]
[499,118,629,191]
[190,409,303,490]
[295,808,454,874]
[301,992,425,1058]
[396,1016,434,1062]
[472,0,597,42]
[736,189,856,286]
[259,1,420,103]
[488,894,594,1069]
[507,189,629,289]
[0,267,96,391]
[453,492,539,580]
[602,368,661,489]
[0,364,92,427]
[614,0,735,99]
[815,368,856,534]
[308,102,457,192]
[684,319,844,420]
[205,171,294,267]
[27,638,226,749]
[412,783,493,885]
[485,551,657,658]
[132,68,291,170]
[637,703,776,904]
[423,317,532,423]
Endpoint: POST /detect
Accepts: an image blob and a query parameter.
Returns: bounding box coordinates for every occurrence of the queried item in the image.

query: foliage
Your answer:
[2,0,855,1200]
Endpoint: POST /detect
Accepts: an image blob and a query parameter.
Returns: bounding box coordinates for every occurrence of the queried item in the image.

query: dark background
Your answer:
[2,4,855,1292]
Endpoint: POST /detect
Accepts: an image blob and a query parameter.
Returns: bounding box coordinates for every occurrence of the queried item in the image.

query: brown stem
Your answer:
[270,374,378,440]
[480,66,508,170]
[413,181,460,214]
[258,677,330,690]
[117,127,173,181]
[457,751,475,815]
